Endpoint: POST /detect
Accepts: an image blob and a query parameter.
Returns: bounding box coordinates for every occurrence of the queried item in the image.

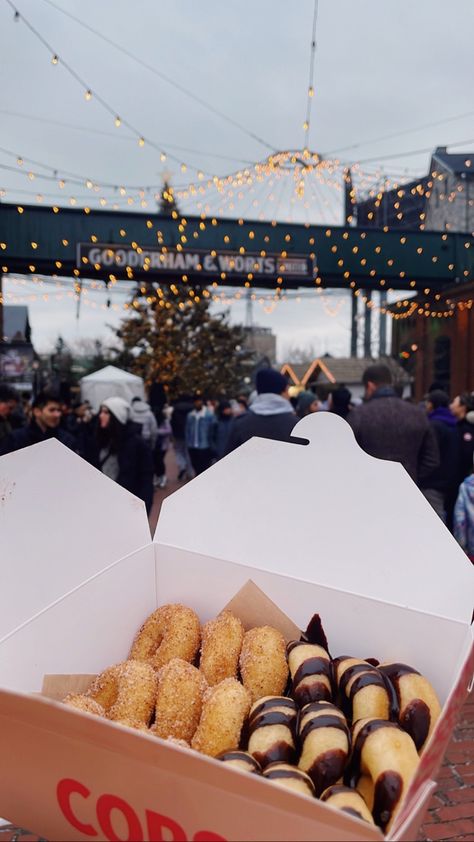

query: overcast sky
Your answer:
[1,0,474,357]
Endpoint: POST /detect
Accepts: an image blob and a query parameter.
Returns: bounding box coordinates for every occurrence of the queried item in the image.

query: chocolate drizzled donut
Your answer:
[320,784,375,825]
[346,717,420,833]
[378,663,442,752]
[263,762,315,798]
[247,696,297,768]
[287,641,332,707]
[297,701,350,796]
[217,750,261,774]
[333,656,397,722]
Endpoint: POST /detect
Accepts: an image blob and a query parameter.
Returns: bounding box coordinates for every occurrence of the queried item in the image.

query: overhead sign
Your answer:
[76,243,314,279]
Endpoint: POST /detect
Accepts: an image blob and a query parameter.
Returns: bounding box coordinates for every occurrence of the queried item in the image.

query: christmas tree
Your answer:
[115,282,253,399]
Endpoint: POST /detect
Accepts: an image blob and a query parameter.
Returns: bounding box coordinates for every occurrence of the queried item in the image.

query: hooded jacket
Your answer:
[457,411,474,485]
[454,474,474,559]
[224,394,296,455]
[420,406,459,493]
[130,399,158,448]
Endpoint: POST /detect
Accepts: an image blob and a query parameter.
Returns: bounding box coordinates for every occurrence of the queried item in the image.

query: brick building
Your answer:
[392,281,474,399]
[424,147,474,233]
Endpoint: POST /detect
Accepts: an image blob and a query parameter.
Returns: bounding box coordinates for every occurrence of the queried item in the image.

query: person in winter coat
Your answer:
[450,392,474,485]
[0,384,16,445]
[296,390,320,419]
[0,390,76,455]
[170,395,193,480]
[153,407,172,488]
[130,396,158,449]
[86,397,154,513]
[185,393,217,475]
[347,364,439,485]
[454,460,474,563]
[212,400,234,460]
[328,386,352,419]
[224,369,296,455]
[419,390,459,523]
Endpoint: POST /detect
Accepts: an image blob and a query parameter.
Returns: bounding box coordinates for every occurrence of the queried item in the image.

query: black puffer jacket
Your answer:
[85,422,154,513]
[0,420,77,455]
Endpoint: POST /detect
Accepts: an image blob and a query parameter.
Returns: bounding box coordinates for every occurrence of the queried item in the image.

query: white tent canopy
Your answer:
[80,365,145,412]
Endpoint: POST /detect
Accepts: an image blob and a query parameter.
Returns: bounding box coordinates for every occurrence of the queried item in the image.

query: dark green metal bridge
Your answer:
[1,202,472,356]
[1,202,472,291]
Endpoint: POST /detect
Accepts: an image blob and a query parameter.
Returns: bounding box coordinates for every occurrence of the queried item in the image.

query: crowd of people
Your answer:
[0,364,473,561]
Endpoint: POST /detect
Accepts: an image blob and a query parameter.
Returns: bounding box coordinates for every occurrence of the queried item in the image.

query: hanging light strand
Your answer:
[302,0,319,148]
[4,0,203,172]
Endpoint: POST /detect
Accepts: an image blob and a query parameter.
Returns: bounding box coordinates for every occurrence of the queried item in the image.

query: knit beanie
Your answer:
[101,396,130,425]
[296,390,318,415]
[255,368,288,395]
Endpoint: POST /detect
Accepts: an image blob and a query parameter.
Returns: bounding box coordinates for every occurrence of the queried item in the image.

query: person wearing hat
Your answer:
[224,368,296,455]
[86,396,154,513]
[185,392,217,476]
[296,390,320,419]
[419,390,459,524]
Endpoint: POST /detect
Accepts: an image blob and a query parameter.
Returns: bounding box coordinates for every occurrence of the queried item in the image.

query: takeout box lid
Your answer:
[155,412,474,623]
[0,439,150,642]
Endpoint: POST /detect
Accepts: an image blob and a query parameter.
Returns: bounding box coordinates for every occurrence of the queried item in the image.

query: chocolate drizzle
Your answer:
[249,709,297,735]
[252,740,296,768]
[217,750,261,774]
[373,770,403,831]
[289,651,333,706]
[335,660,398,721]
[249,697,296,724]
[299,714,350,745]
[320,784,353,801]
[308,748,348,796]
[248,697,297,768]
[263,766,312,787]
[303,614,330,654]
[400,699,430,751]
[345,719,399,788]
[342,807,365,820]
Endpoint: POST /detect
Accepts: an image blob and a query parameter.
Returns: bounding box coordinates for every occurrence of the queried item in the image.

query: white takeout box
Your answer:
[0,412,473,841]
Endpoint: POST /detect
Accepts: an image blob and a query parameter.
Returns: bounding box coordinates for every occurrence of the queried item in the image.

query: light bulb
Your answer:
[85,89,92,101]
[115,116,121,127]
[51,54,59,65]
[138,137,145,147]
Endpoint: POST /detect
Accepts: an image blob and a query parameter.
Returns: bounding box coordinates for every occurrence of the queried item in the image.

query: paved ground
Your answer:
[1,450,472,841]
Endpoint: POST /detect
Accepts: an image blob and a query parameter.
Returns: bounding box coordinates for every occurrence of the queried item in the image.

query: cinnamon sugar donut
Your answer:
[130,604,201,670]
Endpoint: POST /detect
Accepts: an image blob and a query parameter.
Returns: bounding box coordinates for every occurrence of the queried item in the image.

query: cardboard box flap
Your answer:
[0,439,150,641]
[155,412,474,623]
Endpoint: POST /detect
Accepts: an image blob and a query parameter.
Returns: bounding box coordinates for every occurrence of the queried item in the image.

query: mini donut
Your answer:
[85,663,125,709]
[287,641,332,706]
[247,696,298,768]
[129,604,201,670]
[298,701,350,795]
[217,750,262,774]
[263,762,315,798]
[165,736,191,750]
[63,694,106,718]
[85,660,158,729]
[378,663,442,752]
[347,717,420,832]
[239,626,288,703]
[333,657,396,722]
[152,658,207,743]
[107,661,158,727]
[191,678,251,757]
[320,785,375,825]
[200,611,245,686]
